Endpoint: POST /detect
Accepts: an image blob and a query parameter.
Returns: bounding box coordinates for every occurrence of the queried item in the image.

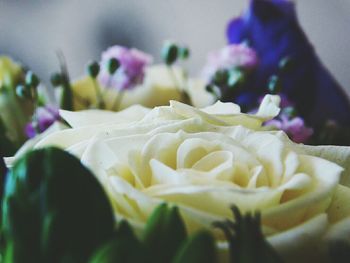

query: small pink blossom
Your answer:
[202,43,258,81]
[98,45,153,90]
[25,105,59,138]
[266,114,313,143]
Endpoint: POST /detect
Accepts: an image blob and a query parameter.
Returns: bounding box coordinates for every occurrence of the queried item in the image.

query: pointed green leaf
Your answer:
[89,221,147,263]
[143,204,187,263]
[172,231,217,263]
[60,82,74,111]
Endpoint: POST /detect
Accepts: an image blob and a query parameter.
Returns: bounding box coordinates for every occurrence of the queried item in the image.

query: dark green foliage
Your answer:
[213,206,283,263]
[90,204,218,263]
[172,231,217,263]
[2,148,218,263]
[2,147,115,263]
[329,240,350,263]
[143,203,187,263]
[0,117,16,157]
[60,74,74,111]
[89,221,148,263]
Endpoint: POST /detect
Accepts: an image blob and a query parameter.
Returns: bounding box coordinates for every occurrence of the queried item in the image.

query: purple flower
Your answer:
[202,44,258,81]
[25,105,60,138]
[227,0,350,127]
[98,46,153,90]
[266,114,313,143]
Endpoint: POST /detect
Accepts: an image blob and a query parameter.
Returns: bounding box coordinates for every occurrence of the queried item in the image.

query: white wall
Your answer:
[0,0,349,94]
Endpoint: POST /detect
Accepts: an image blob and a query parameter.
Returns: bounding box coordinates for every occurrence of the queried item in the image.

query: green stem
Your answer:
[111,90,125,111]
[167,66,191,105]
[33,87,41,134]
[92,78,105,109]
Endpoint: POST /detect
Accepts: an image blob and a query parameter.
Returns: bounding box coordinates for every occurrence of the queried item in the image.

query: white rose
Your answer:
[7,96,350,262]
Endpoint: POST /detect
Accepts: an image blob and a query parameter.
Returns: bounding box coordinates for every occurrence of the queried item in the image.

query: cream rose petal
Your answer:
[300,145,350,187]
[60,104,149,128]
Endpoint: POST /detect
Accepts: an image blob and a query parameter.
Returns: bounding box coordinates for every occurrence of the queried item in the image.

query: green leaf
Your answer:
[0,117,16,156]
[213,206,283,263]
[143,203,187,263]
[2,147,115,263]
[0,152,7,203]
[172,231,217,263]
[89,221,148,263]
[60,80,74,111]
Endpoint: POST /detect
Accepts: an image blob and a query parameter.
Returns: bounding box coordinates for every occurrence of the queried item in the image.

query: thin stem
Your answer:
[111,90,125,111]
[167,65,182,95]
[31,87,40,134]
[92,78,105,109]
[166,66,191,104]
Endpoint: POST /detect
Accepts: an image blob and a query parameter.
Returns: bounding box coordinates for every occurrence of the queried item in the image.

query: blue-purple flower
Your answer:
[226,0,350,127]
[25,105,59,138]
[98,46,153,91]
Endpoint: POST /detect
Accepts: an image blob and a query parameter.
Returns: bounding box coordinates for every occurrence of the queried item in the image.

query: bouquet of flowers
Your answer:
[1,1,350,262]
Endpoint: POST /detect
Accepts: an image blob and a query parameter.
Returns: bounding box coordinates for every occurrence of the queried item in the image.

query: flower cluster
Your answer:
[98,45,153,91]
[25,105,60,138]
[202,43,258,81]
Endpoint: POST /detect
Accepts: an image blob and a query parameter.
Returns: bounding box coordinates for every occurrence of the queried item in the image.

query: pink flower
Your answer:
[202,43,258,81]
[25,105,59,138]
[98,45,153,90]
[266,114,313,143]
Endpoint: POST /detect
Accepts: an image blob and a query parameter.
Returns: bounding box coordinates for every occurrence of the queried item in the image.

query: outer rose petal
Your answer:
[59,105,149,128]
[299,145,350,187]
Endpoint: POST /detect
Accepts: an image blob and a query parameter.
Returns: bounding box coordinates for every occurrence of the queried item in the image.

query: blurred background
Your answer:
[0,0,349,94]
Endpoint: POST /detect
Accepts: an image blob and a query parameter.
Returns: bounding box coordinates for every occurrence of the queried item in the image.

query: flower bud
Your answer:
[25,71,40,88]
[228,69,243,89]
[213,69,229,87]
[15,84,31,99]
[162,42,178,65]
[50,72,63,87]
[179,47,190,60]
[107,58,120,75]
[268,75,282,94]
[279,56,294,73]
[87,61,100,78]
